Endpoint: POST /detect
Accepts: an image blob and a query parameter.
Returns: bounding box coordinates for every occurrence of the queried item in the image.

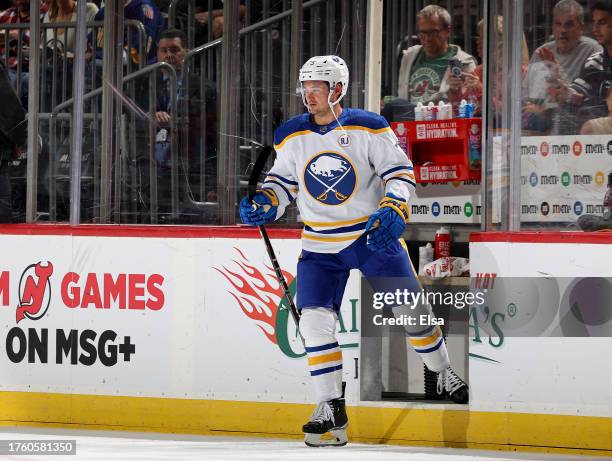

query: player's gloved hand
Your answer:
[239,189,278,226]
[365,194,410,251]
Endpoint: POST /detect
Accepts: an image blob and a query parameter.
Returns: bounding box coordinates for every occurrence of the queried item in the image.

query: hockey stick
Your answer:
[247,145,305,345]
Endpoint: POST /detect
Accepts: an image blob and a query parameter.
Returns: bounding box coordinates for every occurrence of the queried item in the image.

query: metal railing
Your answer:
[39,62,178,223]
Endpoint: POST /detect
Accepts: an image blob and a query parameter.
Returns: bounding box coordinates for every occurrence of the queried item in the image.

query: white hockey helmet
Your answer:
[298,55,349,107]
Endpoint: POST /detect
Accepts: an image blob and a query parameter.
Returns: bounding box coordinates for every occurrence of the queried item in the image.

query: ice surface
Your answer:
[0,428,605,461]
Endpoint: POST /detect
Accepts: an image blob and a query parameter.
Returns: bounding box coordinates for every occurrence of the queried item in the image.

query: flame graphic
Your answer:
[215,248,295,344]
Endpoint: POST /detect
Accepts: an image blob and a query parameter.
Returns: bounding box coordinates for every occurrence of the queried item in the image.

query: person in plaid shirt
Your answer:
[0,0,48,101]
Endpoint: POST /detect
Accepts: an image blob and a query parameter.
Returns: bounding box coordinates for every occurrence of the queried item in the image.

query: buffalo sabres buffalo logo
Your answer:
[303,152,357,205]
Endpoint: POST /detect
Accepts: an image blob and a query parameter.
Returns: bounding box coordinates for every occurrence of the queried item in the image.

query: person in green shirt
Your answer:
[398,5,477,106]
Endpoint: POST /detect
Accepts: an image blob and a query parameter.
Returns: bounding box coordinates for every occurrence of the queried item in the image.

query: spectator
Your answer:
[522,0,601,134]
[135,28,217,222]
[550,1,612,127]
[397,5,476,106]
[580,83,612,133]
[93,0,164,65]
[194,0,245,41]
[456,16,529,117]
[43,0,98,56]
[0,58,26,222]
[0,0,48,101]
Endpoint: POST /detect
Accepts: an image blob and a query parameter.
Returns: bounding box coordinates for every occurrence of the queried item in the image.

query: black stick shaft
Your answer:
[258,224,304,344]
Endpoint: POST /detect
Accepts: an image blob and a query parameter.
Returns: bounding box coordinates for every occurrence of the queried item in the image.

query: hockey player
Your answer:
[239,55,468,447]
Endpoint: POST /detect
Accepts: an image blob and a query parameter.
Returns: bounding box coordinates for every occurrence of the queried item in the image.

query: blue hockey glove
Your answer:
[365,194,410,251]
[239,189,279,226]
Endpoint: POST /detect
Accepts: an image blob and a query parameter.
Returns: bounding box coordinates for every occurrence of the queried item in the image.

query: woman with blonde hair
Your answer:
[43,0,98,56]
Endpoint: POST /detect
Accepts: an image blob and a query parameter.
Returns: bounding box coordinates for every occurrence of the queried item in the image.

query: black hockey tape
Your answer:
[248,145,275,200]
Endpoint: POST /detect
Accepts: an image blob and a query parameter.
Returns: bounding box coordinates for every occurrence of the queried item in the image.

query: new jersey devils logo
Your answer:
[16,261,54,323]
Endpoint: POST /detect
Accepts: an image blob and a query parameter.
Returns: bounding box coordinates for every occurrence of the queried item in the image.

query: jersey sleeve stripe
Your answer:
[262,180,294,202]
[265,173,299,186]
[302,216,369,228]
[386,176,417,188]
[381,165,414,179]
[304,221,367,234]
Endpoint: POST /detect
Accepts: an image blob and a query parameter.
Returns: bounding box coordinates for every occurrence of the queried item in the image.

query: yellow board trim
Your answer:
[0,391,610,456]
[302,216,369,228]
[307,351,342,366]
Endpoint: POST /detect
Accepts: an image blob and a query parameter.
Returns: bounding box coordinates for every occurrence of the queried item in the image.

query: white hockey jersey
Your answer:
[263,108,416,253]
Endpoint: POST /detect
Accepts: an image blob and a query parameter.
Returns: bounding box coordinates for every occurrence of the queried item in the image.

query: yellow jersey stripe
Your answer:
[302,216,369,228]
[386,172,416,182]
[333,126,391,134]
[274,130,312,150]
[301,231,364,242]
[307,351,343,366]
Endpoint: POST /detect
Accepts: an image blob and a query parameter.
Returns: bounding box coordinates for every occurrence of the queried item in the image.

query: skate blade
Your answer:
[304,426,348,447]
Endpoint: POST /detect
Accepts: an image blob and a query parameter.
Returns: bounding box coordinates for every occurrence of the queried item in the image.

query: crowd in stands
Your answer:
[393,0,612,136]
[0,0,611,223]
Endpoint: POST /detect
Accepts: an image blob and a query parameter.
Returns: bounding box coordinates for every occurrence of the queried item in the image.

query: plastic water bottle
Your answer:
[437,101,446,120]
[414,102,424,121]
[430,101,439,120]
[458,99,468,118]
[465,101,474,118]
[425,101,435,120]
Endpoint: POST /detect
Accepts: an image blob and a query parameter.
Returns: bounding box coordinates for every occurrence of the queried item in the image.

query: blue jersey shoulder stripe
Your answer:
[266,173,298,186]
[273,113,310,146]
[381,165,413,179]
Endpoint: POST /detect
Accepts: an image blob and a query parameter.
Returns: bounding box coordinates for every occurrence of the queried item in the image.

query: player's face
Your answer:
[157,37,187,71]
[302,80,331,114]
[416,15,450,58]
[552,11,583,54]
[592,9,612,48]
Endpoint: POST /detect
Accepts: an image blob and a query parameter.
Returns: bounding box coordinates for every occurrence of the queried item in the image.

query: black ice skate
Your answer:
[437,367,469,404]
[303,397,348,447]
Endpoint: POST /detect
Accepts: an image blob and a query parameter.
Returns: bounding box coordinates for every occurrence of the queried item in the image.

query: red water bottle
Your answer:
[434,227,451,260]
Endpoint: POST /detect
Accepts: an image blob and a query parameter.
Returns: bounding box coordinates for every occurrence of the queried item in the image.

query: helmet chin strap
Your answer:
[328,85,346,134]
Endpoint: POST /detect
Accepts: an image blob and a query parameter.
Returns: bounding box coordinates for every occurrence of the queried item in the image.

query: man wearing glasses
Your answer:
[397,5,476,106]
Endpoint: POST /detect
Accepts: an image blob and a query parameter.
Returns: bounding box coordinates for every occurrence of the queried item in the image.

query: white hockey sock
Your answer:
[406,324,450,372]
[300,307,343,403]
[392,301,450,373]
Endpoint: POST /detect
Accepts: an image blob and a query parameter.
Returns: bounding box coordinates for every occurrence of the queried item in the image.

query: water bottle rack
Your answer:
[391,118,482,183]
